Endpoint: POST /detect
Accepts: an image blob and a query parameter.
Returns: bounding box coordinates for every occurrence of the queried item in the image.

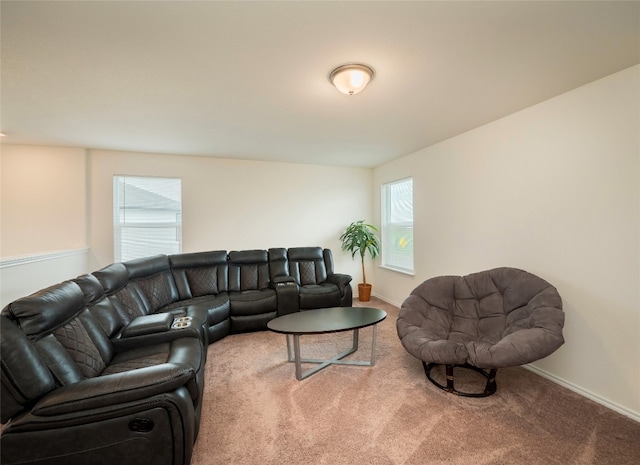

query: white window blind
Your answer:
[113,176,182,262]
[381,177,414,273]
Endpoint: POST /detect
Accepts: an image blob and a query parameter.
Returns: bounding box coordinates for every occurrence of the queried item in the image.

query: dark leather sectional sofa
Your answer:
[0,246,352,465]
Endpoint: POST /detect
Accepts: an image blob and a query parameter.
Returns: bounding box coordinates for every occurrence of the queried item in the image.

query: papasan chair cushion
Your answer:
[396,267,564,396]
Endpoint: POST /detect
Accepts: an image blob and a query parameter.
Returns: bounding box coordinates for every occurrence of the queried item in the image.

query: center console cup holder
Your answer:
[172,316,193,329]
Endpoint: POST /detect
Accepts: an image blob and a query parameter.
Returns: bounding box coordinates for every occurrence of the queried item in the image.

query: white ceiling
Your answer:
[2,1,639,168]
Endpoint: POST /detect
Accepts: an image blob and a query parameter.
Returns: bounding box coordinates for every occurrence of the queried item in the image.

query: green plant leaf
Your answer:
[339,220,381,285]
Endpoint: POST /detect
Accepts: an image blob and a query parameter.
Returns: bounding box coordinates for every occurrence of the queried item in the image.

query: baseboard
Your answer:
[524,364,640,423]
[369,292,403,308]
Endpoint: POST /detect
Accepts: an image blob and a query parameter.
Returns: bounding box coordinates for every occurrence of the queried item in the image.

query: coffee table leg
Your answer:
[293,334,303,381]
[282,325,381,380]
[286,334,294,362]
[371,324,378,365]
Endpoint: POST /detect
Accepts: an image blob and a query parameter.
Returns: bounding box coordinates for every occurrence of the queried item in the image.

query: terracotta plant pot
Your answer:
[358,283,372,302]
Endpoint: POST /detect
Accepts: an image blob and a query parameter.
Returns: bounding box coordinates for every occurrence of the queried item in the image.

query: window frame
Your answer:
[113,175,183,262]
[381,176,414,274]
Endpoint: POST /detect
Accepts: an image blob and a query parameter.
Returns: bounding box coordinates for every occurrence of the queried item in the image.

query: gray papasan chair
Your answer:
[396,267,565,397]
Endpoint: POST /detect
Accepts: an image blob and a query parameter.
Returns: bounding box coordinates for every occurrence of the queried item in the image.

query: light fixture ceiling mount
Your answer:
[329,63,375,96]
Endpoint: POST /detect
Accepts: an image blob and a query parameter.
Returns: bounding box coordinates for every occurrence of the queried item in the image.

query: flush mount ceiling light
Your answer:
[329,63,375,95]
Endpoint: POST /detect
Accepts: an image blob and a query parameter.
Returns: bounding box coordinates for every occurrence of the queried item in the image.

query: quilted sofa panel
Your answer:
[170,250,229,299]
[124,255,180,311]
[52,317,106,378]
[287,246,328,286]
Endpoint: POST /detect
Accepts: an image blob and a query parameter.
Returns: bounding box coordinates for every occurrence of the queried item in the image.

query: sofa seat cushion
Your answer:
[104,337,203,400]
[298,283,341,309]
[103,347,169,374]
[228,289,277,316]
[107,336,201,369]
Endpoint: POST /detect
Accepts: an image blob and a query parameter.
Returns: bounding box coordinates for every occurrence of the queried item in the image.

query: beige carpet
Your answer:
[191,298,640,465]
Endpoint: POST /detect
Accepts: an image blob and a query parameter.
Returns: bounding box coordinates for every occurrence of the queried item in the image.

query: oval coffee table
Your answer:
[267,307,387,380]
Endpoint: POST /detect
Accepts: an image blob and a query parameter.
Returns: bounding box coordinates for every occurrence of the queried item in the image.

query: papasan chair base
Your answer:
[423,362,497,397]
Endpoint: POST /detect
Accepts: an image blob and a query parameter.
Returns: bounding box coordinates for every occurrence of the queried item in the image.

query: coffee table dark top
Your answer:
[267,307,387,335]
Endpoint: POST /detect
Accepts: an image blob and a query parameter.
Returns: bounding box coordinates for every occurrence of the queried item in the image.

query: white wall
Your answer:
[88,150,372,279]
[373,65,640,420]
[0,145,90,307]
[0,251,90,307]
[1,146,372,306]
[0,145,87,256]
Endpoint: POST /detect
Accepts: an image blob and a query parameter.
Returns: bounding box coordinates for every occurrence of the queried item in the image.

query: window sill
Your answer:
[378,265,415,277]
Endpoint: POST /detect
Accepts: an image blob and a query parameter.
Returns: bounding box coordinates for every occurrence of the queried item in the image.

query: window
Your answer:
[381,177,414,273]
[114,176,182,262]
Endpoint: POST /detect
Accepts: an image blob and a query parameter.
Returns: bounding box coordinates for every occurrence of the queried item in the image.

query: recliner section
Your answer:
[228,249,278,333]
[0,246,351,465]
[286,247,353,309]
[1,281,203,465]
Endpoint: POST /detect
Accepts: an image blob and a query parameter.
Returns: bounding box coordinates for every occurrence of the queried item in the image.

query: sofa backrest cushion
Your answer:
[73,274,133,338]
[114,284,150,319]
[3,281,86,340]
[72,274,105,305]
[92,296,132,339]
[228,250,270,292]
[93,262,129,294]
[268,248,288,279]
[124,255,179,311]
[48,310,108,379]
[322,248,335,275]
[170,250,229,299]
[33,306,114,384]
[287,247,328,286]
[125,254,170,279]
[95,259,170,319]
[34,335,86,385]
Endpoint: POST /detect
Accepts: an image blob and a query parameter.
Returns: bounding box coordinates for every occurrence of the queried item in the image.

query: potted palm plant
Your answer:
[339,220,380,301]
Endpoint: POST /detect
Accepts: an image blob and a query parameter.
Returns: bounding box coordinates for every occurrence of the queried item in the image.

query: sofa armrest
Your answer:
[32,363,196,416]
[326,273,352,290]
[121,313,174,338]
[326,273,353,306]
[271,276,299,315]
[113,321,201,350]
